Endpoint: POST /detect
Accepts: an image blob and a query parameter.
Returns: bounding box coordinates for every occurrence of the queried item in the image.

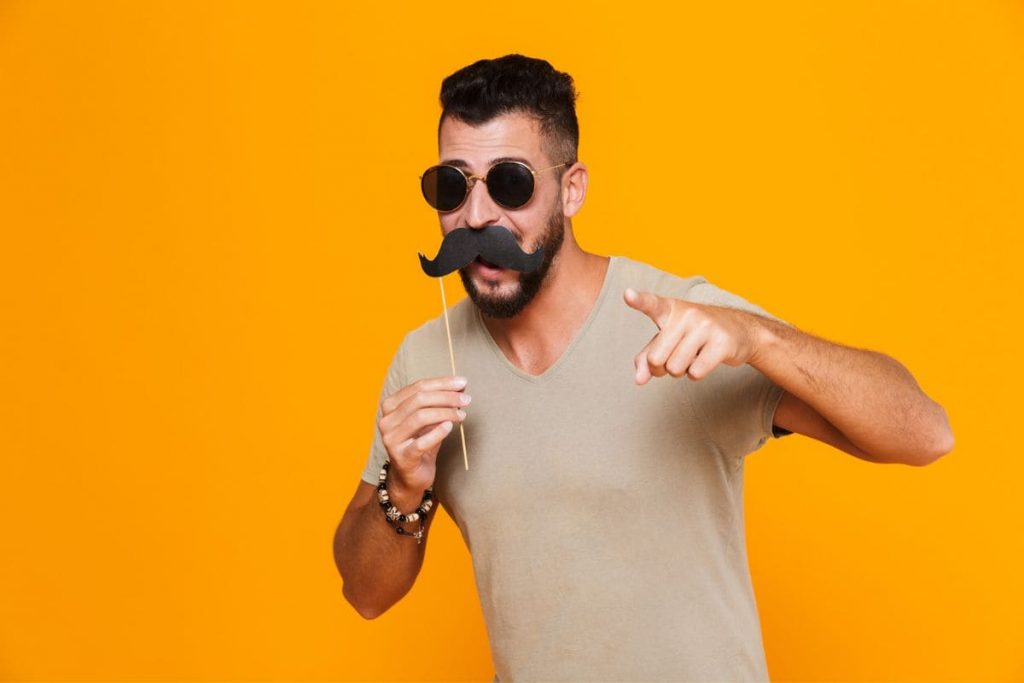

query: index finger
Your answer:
[382,374,467,415]
[624,288,670,329]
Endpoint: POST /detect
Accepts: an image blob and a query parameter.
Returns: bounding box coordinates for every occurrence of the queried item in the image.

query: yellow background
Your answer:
[1,1,1021,680]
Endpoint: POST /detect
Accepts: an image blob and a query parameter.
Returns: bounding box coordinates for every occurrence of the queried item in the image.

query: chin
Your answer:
[475,272,515,290]
[458,265,537,319]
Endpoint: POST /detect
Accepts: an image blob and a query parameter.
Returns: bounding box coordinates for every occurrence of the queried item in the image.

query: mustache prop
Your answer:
[418,225,545,277]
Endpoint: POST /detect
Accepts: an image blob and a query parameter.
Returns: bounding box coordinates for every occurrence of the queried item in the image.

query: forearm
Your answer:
[333,488,436,619]
[748,314,953,462]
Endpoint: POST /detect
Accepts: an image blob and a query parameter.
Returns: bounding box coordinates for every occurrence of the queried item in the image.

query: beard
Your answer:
[457,205,565,320]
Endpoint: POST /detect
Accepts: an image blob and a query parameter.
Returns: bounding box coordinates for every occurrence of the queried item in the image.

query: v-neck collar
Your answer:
[473,256,618,384]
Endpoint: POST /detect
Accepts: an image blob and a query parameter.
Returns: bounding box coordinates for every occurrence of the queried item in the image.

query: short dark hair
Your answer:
[438,54,579,169]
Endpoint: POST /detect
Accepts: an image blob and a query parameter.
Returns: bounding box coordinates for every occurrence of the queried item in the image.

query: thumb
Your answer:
[624,288,668,328]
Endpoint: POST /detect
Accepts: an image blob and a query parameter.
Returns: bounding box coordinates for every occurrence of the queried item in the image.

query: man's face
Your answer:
[436,112,566,319]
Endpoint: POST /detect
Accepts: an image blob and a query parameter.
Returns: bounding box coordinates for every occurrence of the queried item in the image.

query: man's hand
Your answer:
[624,288,764,385]
[378,375,470,509]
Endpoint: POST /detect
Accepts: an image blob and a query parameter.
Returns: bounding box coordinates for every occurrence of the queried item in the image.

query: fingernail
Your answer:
[460,393,472,405]
[456,409,466,419]
[453,376,467,387]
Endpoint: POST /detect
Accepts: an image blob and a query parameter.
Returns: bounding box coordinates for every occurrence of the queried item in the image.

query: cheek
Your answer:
[508,209,547,241]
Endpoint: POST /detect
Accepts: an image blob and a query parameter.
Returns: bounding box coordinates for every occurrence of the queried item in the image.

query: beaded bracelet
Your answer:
[377,461,434,545]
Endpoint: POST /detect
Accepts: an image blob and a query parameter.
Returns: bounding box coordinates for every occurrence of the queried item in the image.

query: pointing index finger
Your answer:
[624,288,668,329]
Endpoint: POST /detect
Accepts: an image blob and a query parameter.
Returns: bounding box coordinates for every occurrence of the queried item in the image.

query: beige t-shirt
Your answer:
[361,255,789,682]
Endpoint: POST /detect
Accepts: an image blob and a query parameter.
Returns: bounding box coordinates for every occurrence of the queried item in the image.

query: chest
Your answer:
[430,347,711,534]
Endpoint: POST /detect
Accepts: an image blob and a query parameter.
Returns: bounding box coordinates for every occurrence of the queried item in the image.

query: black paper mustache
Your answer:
[418,225,545,277]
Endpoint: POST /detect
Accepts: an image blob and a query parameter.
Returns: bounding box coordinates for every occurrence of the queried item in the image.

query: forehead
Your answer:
[438,112,547,169]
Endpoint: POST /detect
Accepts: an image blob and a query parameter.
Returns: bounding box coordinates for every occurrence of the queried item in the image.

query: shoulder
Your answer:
[615,254,784,323]
[403,294,477,352]
[614,254,710,300]
[393,294,480,384]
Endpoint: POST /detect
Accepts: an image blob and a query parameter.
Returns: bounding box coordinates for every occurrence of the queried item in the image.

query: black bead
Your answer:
[398,514,406,522]
[420,509,429,520]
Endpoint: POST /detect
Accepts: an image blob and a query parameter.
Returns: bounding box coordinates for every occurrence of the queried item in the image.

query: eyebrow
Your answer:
[439,156,534,171]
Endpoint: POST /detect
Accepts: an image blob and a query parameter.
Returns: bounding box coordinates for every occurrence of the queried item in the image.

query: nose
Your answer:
[463,175,501,229]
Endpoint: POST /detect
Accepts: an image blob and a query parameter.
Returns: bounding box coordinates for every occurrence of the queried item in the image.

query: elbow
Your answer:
[912,435,954,467]
[909,406,955,466]
[354,604,385,621]
[927,404,955,462]
[343,582,386,620]
[334,522,386,620]
[930,426,955,462]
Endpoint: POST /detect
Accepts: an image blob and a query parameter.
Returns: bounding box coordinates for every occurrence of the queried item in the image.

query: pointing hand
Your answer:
[623,288,763,385]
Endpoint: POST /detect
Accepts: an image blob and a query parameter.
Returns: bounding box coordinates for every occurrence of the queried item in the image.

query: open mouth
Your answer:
[474,256,503,270]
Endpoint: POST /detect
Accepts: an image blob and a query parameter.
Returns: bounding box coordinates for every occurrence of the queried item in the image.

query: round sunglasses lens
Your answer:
[421,166,467,211]
[488,162,534,208]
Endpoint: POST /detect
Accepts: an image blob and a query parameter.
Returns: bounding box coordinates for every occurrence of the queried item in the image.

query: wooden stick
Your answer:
[438,276,469,471]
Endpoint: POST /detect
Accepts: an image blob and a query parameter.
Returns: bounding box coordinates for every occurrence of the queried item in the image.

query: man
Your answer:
[333,54,953,682]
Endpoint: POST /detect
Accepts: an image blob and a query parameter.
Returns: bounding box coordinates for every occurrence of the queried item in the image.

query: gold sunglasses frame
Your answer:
[420,160,569,212]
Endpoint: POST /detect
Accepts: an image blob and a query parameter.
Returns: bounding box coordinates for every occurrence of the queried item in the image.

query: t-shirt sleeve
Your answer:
[683,279,793,460]
[359,334,410,486]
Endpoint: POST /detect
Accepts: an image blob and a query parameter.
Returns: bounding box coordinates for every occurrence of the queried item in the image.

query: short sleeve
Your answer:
[359,334,410,486]
[683,279,793,459]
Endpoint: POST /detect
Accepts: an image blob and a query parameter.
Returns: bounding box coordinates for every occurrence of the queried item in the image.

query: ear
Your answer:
[561,162,588,219]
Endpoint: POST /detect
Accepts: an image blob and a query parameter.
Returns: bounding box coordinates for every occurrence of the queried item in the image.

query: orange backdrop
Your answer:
[1,1,1021,681]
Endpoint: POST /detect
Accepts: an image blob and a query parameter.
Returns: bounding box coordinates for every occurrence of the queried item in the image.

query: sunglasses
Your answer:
[420,161,568,212]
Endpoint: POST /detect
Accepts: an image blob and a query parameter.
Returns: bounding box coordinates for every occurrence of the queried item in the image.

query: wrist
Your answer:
[376,461,434,545]
[388,484,425,514]
[386,473,428,512]
[748,313,783,369]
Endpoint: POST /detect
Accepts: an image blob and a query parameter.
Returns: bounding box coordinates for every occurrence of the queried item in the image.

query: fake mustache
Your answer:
[418,225,545,277]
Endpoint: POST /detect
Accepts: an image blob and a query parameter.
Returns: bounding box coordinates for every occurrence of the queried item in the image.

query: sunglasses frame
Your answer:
[420,160,569,212]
